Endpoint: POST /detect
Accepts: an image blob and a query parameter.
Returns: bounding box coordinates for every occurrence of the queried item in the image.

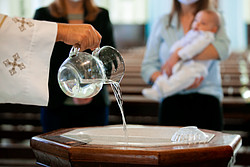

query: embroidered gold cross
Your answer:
[3,53,26,76]
[0,14,7,29]
[12,17,34,32]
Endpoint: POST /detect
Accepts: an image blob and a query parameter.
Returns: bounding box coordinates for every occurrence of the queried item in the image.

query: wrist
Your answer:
[174,51,181,62]
[150,71,161,83]
[56,23,69,42]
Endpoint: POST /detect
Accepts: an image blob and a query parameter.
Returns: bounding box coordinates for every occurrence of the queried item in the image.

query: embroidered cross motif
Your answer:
[12,17,34,32]
[3,53,26,76]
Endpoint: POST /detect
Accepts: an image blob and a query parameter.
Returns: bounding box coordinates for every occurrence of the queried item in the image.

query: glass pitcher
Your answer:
[57,46,125,98]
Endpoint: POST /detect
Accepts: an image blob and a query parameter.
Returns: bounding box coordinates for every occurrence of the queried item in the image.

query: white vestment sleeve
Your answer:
[0,14,57,106]
[178,31,215,60]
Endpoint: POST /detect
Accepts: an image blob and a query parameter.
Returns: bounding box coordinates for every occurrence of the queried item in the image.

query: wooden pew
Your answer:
[0,104,40,165]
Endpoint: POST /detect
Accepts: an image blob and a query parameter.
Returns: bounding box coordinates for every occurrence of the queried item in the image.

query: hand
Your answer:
[150,71,162,83]
[186,77,204,90]
[72,97,93,105]
[56,23,102,51]
[161,49,181,76]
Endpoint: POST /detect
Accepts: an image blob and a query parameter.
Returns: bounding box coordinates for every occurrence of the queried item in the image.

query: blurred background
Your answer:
[1,1,250,166]
[0,0,249,51]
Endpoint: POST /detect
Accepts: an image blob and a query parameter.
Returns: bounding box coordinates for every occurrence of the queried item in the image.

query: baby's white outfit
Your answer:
[142,30,214,101]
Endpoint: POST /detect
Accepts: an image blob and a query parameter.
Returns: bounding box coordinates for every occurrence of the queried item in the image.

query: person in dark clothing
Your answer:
[34,0,115,132]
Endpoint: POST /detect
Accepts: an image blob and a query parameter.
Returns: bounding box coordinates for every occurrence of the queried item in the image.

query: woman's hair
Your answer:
[49,0,100,22]
[168,0,212,28]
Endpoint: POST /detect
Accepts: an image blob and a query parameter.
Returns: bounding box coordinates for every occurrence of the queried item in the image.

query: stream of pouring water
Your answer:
[62,78,128,144]
[110,81,128,144]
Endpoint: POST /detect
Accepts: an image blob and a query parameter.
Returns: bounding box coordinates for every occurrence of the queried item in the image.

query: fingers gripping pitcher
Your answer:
[58,46,125,98]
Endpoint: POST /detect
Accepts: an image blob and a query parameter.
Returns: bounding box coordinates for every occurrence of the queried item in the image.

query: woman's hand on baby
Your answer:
[150,71,162,83]
[162,49,181,76]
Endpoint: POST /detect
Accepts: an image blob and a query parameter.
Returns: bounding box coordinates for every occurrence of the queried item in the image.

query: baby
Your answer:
[142,9,220,101]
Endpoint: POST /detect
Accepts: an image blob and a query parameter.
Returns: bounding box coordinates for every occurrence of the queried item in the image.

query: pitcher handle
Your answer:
[92,47,101,57]
[69,46,80,58]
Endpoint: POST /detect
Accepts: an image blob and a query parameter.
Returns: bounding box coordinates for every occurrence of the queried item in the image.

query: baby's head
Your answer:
[192,9,220,33]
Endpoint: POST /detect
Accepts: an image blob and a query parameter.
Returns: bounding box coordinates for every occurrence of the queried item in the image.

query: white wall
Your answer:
[95,0,147,24]
[219,0,247,51]
[0,0,53,18]
[146,0,172,37]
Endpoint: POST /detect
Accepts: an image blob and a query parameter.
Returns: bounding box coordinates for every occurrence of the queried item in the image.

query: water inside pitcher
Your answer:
[57,46,125,98]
